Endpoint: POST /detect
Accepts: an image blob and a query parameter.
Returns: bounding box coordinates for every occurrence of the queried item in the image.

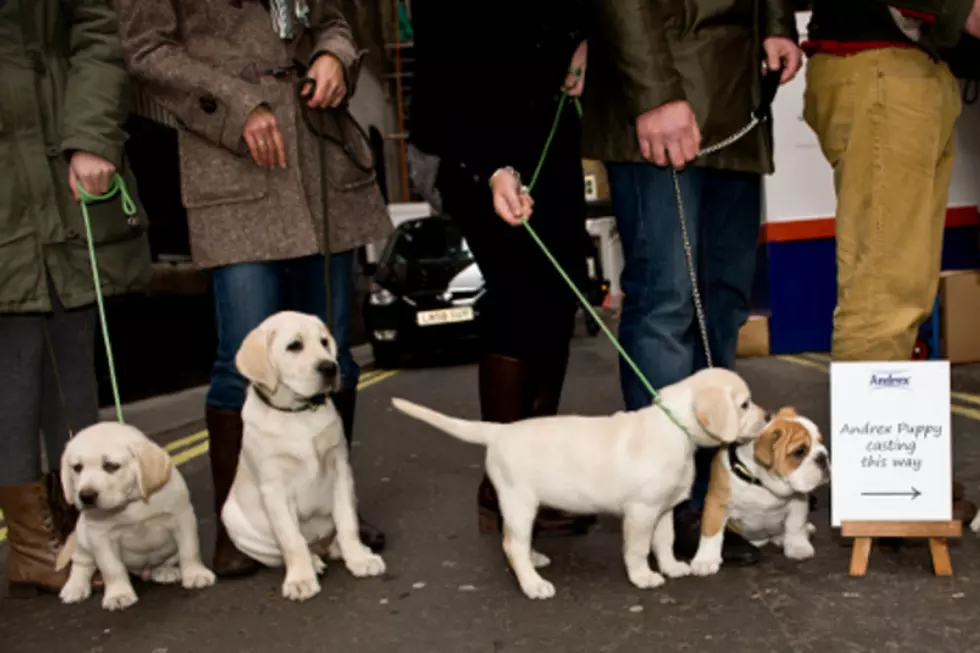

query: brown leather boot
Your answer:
[332,385,386,553]
[476,353,595,537]
[1,479,72,597]
[206,407,262,578]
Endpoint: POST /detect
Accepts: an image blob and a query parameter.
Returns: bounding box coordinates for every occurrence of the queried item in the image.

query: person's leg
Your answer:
[606,163,702,411]
[439,159,593,536]
[289,251,384,552]
[207,260,284,576]
[38,282,101,579]
[805,48,960,362]
[805,49,964,540]
[0,310,68,596]
[688,170,762,508]
[675,168,764,565]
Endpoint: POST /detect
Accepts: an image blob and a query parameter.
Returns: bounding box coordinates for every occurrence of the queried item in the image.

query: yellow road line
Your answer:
[777,355,980,422]
[0,368,399,543]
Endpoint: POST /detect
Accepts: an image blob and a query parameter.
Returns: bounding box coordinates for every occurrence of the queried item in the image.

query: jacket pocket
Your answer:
[322,136,378,192]
[57,161,148,246]
[178,128,269,208]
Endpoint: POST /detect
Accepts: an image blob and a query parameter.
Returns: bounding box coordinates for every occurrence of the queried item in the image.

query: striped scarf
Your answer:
[268,0,310,40]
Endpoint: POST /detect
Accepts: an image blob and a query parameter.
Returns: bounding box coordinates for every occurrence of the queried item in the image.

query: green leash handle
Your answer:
[76,173,133,424]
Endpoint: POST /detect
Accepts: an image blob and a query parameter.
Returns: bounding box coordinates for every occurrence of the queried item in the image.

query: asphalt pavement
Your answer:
[4,333,980,653]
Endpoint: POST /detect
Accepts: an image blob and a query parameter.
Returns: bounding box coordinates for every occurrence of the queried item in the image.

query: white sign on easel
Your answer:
[830,361,952,527]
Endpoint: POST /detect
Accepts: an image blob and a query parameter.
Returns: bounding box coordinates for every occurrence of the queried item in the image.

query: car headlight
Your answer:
[369,283,396,306]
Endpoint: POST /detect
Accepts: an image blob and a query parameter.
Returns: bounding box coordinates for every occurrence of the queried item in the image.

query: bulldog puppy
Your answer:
[691,407,829,576]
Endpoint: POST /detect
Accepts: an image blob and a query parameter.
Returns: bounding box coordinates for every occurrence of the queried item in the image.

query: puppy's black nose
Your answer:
[79,489,98,506]
[814,452,829,471]
[764,411,774,422]
[317,360,338,377]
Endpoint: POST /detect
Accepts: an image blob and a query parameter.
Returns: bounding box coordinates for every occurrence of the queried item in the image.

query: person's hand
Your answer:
[490,167,534,226]
[69,152,116,201]
[306,53,347,109]
[763,37,803,84]
[563,41,588,97]
[243,106,287,169]
[967,0,980,37]
[635,101,701,169]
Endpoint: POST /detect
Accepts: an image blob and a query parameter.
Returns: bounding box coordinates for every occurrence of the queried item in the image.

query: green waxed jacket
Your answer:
[0,0,150,314]
[581,0,798,175]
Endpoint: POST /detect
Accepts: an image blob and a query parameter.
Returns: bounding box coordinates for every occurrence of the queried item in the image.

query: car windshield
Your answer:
[385,218,473,265]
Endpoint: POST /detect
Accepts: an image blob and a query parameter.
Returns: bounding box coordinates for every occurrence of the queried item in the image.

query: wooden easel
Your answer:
[842,520,962,576]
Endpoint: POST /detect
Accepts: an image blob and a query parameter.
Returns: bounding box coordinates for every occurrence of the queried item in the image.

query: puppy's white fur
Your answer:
[691,410,829,577]
[58,422,215,611]
[392,367,768,599]
[222,311,385,602]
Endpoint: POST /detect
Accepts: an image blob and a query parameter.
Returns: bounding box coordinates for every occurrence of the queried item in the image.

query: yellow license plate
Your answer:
[416,306,475,327]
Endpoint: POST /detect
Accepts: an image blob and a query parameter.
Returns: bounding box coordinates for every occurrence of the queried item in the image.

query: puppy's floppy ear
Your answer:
[235,324,278,392]
[776,406,798,419]
[59,453,76,507]
[694,387,739,443]
[754,427,783,469]
[132,439,174,501]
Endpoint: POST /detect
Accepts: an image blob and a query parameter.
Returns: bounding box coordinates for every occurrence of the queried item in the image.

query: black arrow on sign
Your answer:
[861,487,921,500]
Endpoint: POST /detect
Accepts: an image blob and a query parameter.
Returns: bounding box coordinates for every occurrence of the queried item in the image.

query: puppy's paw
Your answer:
[181,564,217,589]
[59,580,92,604]
[519,576,556,600]
[346,552,386,578]
[327,540,343,561]
[628,567,666,590]
[282,573,321,602]
[970,512,980,534]
[806,522,816,535]
[311,554,327,576]
[530,550,551,569]
[659,559,691,579]
[102,587,138,611]
[784,538,815,561]
[690,555,722,577]
[147,566,181,584]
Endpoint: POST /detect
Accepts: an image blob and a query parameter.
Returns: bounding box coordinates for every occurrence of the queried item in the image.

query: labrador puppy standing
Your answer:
[222,311,385,602]
[393,367,769,600]
[58,422,215,611]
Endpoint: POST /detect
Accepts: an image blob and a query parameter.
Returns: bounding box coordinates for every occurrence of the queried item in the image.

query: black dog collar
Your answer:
[727,444,763,487]
[252,385,327,413]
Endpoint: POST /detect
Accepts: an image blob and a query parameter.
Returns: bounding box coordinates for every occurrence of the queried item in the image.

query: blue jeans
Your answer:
[606,163,761,511]
[207,252,359,411]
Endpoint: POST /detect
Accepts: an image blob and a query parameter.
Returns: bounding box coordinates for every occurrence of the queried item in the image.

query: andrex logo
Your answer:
[869,372,911,390]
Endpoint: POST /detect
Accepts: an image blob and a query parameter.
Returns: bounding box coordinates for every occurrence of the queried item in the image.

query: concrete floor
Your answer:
[4,334,980,653]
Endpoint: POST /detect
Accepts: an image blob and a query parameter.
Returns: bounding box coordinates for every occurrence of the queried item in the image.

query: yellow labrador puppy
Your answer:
[393,367,769,600]
[58,422,215,611]
[222,311,385,602]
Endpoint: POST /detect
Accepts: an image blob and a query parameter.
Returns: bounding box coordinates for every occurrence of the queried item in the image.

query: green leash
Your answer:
[76,173,135,424]
[518,96,691,432]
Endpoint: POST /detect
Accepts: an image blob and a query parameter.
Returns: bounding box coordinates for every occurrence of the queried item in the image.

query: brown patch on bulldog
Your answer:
[701,449,732,537]
[754,419,812,478]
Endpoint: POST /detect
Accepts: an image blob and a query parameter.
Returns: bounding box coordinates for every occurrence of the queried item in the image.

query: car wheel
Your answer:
[371,341,401,369]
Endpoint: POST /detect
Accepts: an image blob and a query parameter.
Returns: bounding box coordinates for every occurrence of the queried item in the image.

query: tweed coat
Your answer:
[115,0,392,269]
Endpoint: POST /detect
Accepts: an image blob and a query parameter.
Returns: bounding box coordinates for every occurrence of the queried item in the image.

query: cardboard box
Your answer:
[939,270,980,364]
[737,314,770,359]
[582,159,610,201]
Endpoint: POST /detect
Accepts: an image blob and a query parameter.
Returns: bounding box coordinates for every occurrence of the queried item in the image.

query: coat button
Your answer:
[128,216,139,227]
[46,147,59,158]
[199,96,218,114]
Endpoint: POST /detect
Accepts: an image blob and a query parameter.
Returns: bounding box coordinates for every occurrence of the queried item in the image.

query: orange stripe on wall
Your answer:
[760,206,979,243]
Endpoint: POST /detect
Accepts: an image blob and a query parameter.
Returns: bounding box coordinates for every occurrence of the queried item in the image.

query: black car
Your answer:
[364,216,485,367]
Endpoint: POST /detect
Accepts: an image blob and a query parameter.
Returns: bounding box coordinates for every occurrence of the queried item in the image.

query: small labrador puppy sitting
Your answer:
[691,407,830,577]
[393,367,768,600]
[222,311,385,602]
[58,422,215,611]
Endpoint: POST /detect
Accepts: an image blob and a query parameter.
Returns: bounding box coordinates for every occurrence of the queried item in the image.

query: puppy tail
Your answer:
[391,398,492,446]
